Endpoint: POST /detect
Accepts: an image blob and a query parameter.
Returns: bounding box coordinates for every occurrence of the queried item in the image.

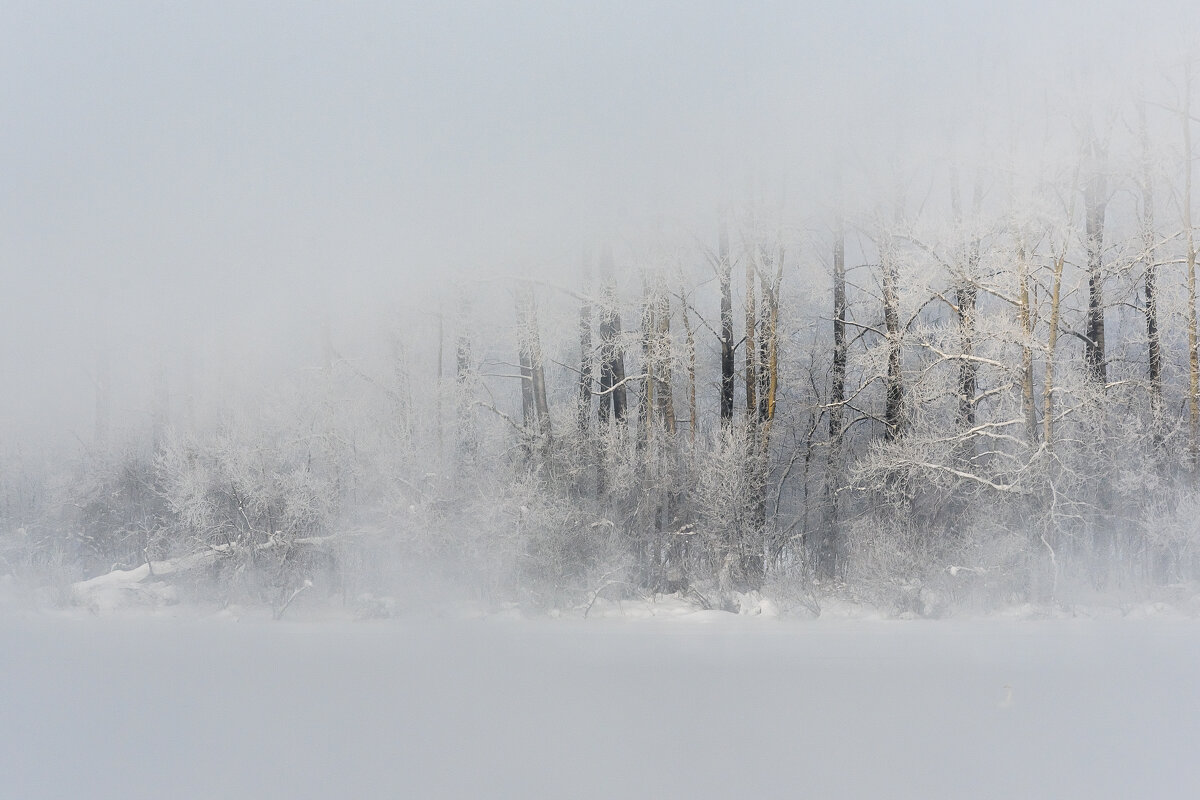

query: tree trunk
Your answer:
[655,282,676,435]
[1138,99,1163,433]
[638,274,654,446]
[881,230,903,440]
[390,335,414,443]
[745,245,758,423]
[950,170,980,433]
[757,249,774,425]
[681,285,698,444]
[823,215,847,579]
[761,243,784,433]
[1017,241,1038,446]
[455,293,477,457]
[1180,67,1199,469]
[597,245,628,425]
[578,252,594,433]
[1084,140,1108,386]
[517,296,535,431]
[516,285,550,441]
[719,223,735,426]
[1044,250,1067,450]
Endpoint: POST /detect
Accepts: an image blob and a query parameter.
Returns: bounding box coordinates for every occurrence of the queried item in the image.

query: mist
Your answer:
[3,5,1200,796]
[4,1,1191,441]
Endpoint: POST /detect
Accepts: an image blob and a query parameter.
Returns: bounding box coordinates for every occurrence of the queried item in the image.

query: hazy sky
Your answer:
[1,1,1195,445]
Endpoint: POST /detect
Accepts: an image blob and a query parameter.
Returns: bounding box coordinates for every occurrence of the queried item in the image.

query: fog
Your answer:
[3,1,1194,442]
[3,615,1198,799]
[8,5,1200,798]
[3,6,1200,580]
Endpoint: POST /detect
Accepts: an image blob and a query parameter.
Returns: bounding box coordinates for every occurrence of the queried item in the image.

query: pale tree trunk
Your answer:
[651,276,678,588]
[655,280,676,435]
[756,245,777,427]
[881,228,904,440]
[1043,249,1066,450]
[741,236,785,589]
[516,285,550,441]
[517,303,535,431]
[578,252,594,433]
[632,271,678,587]
[680,284,697,444]
[760,243,784,436]
[1017,241,1038,446]
[455,293,476,457]
[1043,163,1080,450]
[759,242,785,579]
[390,335,414,443]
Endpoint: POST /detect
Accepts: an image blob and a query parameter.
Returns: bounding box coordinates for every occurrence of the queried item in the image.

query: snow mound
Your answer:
[71,552,216,614]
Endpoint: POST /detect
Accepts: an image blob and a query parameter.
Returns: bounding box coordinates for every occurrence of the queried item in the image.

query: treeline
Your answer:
[4,77,1200,615]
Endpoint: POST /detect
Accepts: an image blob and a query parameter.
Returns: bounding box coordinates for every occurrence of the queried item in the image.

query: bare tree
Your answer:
[1083,132,1109,386]
[719,222,736,426]
[578,251,595,433]
[597,245,628,425]
[1138,97,1164,426]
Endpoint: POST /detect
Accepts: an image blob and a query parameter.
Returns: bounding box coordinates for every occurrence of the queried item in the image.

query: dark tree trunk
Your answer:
[1139,100,1163,429]
[719,223,735,426]
[757,250,772,425]
[597,245,627,425]
[822,216,847,579]
[950,171,980,432]
[830,219,846,445]
[1084,142,1108,386]
[745,246,757,423]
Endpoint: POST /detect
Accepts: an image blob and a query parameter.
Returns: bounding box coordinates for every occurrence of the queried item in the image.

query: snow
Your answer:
[70,552,218,614]
[1,613,1197,799]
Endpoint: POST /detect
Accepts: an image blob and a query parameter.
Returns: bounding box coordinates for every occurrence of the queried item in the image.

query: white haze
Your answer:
[7,6,1200,797]
[2,0,1195,444]
[2,614,1197,800]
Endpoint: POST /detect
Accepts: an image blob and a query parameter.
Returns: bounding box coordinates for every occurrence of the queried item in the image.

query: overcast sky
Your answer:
[1,0,1195,446]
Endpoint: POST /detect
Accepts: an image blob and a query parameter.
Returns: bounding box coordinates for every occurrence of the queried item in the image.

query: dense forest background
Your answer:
[3,6,1200,617]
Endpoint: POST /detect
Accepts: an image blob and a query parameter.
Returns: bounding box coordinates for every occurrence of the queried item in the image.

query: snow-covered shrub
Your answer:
[692,425,767,591]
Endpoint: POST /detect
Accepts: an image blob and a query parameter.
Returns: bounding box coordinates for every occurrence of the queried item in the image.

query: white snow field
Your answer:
[1,614,1198,800]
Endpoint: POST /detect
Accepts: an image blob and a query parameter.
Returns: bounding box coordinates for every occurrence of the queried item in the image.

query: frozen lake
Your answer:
[2,614,1197,799]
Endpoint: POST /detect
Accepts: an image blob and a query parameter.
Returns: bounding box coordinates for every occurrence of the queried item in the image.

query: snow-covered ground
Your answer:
[1,611,1197,800]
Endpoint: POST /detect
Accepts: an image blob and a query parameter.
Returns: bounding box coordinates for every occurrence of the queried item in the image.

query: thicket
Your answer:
[6,81,1200,617]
